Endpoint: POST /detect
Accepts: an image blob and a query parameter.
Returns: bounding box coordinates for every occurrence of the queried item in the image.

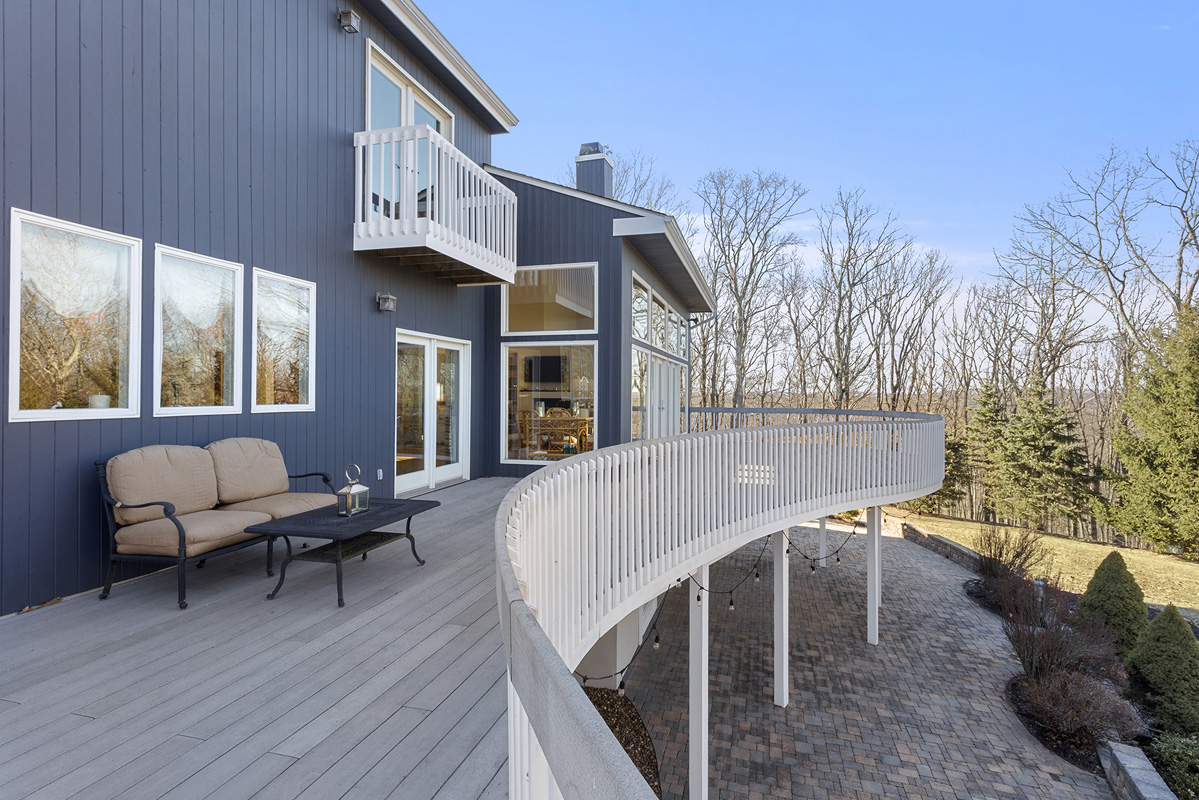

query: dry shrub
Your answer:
[1023,671,1144,744]
[1000,577,1121,681]
[976,524,1054,580]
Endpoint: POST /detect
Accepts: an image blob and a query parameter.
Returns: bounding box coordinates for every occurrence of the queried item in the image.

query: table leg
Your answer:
[266,537,274,577]
[335,540,345,608]
[405,517,426,565]
[267,537,293,600]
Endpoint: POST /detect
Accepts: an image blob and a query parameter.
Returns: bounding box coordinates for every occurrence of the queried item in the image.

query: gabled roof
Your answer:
[360,0,518,134]
[485,166,716,314]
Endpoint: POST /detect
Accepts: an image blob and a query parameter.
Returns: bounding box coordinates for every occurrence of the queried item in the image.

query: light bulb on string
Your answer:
[618,680,626,697]
[696,592,702,605]
[728,595,734,611]
[653,634,660,650]
[754,569,760,582]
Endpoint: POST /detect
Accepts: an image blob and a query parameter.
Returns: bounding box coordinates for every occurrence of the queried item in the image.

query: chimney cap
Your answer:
[578,142,605,157]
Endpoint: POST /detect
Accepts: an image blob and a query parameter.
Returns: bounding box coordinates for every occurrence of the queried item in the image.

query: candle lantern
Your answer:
[337,464,370,516]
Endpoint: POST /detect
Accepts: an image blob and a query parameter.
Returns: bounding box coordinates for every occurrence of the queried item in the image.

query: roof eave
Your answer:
[373,0,519,133]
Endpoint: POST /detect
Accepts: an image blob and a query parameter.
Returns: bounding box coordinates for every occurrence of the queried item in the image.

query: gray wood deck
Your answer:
[0,477,518,800]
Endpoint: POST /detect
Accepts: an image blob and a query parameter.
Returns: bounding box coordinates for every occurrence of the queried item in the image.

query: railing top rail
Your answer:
[351,124,518,202]
[690,407,940,421]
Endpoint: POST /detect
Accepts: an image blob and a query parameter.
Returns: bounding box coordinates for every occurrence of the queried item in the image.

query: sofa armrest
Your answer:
[290,472,333,491]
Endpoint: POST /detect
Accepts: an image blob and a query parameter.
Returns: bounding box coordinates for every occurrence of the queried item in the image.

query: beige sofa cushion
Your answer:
[114,509,271,557]
[206,438,290,504]
[107,445,218,526]
[219,492,335,519]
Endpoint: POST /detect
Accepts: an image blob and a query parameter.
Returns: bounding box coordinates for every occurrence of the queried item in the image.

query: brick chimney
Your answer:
[575,142,614,198]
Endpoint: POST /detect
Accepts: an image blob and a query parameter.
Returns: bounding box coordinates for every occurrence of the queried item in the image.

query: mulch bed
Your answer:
[1004,675,1104,775]
[584,687,663,798]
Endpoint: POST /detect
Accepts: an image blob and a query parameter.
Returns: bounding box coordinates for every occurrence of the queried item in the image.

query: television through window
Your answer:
[523,355,563,384]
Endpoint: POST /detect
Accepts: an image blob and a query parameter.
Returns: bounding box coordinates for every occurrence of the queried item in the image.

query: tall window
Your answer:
[504,263,597,334]
[154,246,242,415]
[632,348,648,440]
[632,280,649,341]
[252,269,316,412]
[652,297,667,350]
[9,209,141,422]
[504,343,596,462]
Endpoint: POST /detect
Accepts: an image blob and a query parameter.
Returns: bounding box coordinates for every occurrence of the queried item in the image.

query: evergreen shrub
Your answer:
[1076,551,1148,660]
[1127,605,1199,734]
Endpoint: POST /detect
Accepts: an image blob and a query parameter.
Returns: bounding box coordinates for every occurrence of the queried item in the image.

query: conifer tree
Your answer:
[966,384,1007,521]
[1114,311,1199,556]
[994,377,1095,531]
[1127,605,1199,734]
[907,437,968,514]
[1076,550,1148,660]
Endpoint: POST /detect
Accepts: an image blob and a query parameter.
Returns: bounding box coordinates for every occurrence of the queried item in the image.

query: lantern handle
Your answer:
[345,464,362,485]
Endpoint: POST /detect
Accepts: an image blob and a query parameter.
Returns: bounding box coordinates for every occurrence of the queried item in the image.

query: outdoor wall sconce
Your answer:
[338,8,360,34]
[376,291,397,312]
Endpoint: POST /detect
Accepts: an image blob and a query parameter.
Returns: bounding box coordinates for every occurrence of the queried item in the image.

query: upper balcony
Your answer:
[353,124,518,285]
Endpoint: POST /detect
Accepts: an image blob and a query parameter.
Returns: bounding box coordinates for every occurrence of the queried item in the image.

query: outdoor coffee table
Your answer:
[247,498,440,607]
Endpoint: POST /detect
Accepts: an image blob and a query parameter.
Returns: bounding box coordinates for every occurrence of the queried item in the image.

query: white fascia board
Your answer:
[379,0,519,132]
[613,217,716,313]
[485,165,670,218]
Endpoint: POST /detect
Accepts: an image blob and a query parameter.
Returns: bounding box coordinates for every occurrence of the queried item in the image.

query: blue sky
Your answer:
[427,1,1198,278]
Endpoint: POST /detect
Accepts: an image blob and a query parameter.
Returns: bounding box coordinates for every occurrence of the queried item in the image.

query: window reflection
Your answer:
[159,254,237,409]
[255,274,313,408]
[507,265,596,333]
[17,221,134,411]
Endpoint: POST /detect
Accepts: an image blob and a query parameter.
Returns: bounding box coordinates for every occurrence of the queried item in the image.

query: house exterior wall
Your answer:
[0,0,499,614]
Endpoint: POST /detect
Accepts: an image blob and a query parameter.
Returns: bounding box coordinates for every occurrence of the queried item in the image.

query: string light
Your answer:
[728,595,735,611]
[618,680,626,697]
[653,634,660,650]
[754,569,760,582]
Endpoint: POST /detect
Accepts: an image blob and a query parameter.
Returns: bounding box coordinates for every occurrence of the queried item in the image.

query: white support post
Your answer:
[866,506,881,645]
[689,565,710,800]
[772,531,789,708]
[817,516,828,567]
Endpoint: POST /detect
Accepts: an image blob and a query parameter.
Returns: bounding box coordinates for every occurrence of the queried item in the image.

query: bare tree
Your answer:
[695,169,807,407]
[1019,140,1199,349]
[995,230,1107,392]
[811,188,905,408]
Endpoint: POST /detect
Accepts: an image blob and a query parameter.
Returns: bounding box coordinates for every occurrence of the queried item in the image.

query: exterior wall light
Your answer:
[376,291,396,312]
[338,9,360,34]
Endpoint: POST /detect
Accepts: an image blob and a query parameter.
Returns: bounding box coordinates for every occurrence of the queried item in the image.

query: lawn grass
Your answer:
[885,507,1199,611]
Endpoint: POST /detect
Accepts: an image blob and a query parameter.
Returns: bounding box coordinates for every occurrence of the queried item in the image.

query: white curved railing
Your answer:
[495,412,945,799]
[353,124,517,282]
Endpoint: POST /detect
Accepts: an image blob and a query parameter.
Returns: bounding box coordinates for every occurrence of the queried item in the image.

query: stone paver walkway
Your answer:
[624,523,1112,800]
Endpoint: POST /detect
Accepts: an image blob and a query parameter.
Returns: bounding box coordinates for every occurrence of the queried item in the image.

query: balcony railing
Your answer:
[495,412,945,799]
[353,124,517,284]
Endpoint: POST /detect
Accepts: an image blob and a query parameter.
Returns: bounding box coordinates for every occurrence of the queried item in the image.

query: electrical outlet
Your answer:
[376,468,384,481]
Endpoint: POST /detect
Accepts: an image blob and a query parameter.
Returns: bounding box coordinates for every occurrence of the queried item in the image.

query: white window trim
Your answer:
[501,261,599,337]
[366,38,454,143]
[8,208,142,423]
[632,277,650,343]
[632,272,688,365]
[251,268,316,414]
[152,245,244,417]
[500,339,600,466]
[631,343,650,442]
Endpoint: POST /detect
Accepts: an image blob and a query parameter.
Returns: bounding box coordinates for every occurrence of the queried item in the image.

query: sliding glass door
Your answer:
[396,331,470,495]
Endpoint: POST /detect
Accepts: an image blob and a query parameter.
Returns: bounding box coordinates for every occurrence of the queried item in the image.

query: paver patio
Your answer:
[625,522,1114,800]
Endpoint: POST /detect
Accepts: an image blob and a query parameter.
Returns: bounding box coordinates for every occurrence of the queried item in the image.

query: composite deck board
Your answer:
[0,478,519,800]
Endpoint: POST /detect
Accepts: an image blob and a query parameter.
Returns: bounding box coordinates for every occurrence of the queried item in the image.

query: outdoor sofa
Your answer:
[96,437,335,608]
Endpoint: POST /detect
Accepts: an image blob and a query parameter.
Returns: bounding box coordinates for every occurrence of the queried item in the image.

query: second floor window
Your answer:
[367,41,452,140]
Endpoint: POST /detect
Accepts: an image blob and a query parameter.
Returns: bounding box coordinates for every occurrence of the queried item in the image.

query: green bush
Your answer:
[1150,733,1199,799]
[1127,605,1199,734]
[1076,550,1148,660]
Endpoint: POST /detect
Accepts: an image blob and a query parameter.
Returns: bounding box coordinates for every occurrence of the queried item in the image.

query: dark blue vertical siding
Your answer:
[0,0,504,614]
